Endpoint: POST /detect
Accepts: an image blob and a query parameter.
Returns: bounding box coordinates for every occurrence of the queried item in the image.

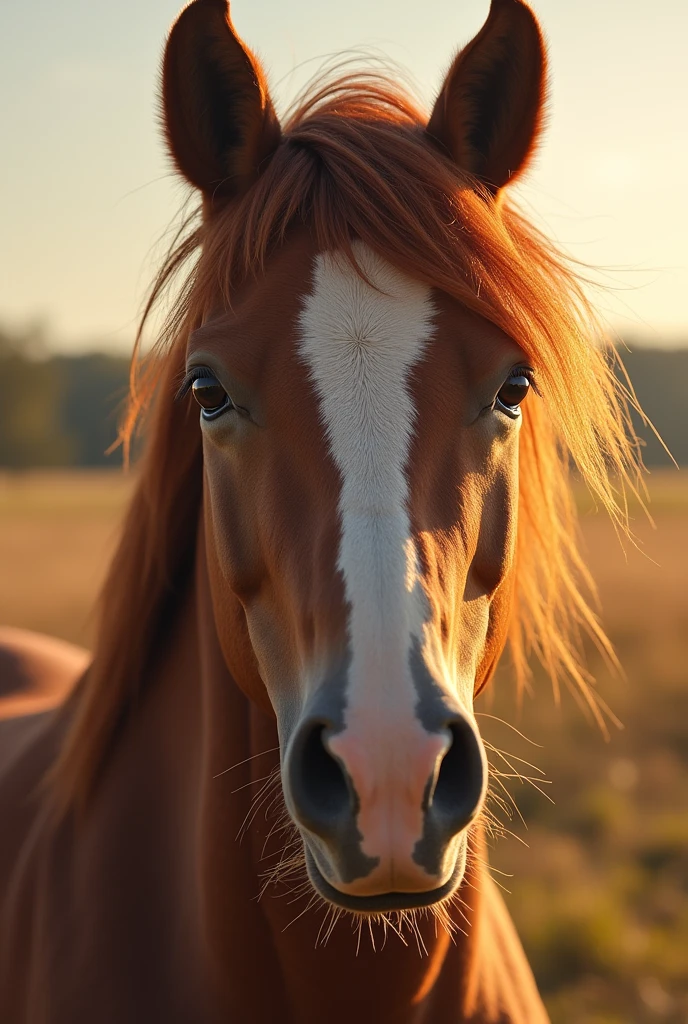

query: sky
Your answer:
[1,0,686,352]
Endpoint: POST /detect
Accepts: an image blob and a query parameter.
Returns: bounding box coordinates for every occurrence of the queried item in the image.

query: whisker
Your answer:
[236,769,283,842]
[489,774,528,829]
[355,918,364,956]
[230,770,280,795]
[212,745,280,779]
[474,714,542,747]
[409,913,428,957]
[282,893,321,933]
[382,913,408,947]
[321,906,344,947]
[483,740,547,776]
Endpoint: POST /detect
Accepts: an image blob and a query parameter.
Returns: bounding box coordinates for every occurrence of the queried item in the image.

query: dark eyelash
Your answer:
[510,365,541,397]
[174,366,216,403]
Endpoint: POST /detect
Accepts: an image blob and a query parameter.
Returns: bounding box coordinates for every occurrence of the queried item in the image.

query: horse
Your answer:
[0,0,639,1020]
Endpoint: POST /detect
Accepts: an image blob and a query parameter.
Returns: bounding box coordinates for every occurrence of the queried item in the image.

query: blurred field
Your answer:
[0,468,687,1022]
[0,470,134,645]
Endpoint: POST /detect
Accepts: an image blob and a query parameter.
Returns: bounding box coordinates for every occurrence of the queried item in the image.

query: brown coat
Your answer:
[0,565,548,1023]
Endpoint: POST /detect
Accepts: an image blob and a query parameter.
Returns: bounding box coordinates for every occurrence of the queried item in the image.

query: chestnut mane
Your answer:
[51,71,641,811]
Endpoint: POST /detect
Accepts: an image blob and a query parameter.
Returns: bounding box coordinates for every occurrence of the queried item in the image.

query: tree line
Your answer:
[0,325,129,468]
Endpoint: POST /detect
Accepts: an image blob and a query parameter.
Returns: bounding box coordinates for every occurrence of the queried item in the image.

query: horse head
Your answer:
[160,0,546,911]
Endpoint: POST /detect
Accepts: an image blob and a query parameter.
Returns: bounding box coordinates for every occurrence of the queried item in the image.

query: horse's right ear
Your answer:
[161,0,281,201]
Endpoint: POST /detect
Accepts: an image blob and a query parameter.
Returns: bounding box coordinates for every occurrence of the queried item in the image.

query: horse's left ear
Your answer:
[161,0,281,201]
[427,0,547,193]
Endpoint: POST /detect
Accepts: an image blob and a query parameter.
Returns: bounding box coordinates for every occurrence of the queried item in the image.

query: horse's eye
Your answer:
[496,373,532,415]
[191,375,232,419]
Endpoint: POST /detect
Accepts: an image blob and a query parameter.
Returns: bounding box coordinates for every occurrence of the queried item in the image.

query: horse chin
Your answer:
[302,843,467,915]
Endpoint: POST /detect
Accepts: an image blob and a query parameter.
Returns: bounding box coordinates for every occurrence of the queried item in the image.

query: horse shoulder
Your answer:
[0,627,88,720]
[0,632,85,1021]
[0,628,85,914]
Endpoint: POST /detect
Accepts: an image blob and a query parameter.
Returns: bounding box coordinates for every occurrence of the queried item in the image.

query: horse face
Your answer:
[162,0,547,914]
[187,231,529,910]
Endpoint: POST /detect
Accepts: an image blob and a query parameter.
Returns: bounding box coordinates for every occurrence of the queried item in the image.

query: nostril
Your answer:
[290,723,351,830]
[431,721,485,830]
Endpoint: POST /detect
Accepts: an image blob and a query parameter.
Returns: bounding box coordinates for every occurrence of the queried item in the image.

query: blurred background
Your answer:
[1,0,686,1021]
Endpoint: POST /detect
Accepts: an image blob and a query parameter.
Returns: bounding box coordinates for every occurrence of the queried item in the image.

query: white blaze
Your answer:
[298,242,434,748]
